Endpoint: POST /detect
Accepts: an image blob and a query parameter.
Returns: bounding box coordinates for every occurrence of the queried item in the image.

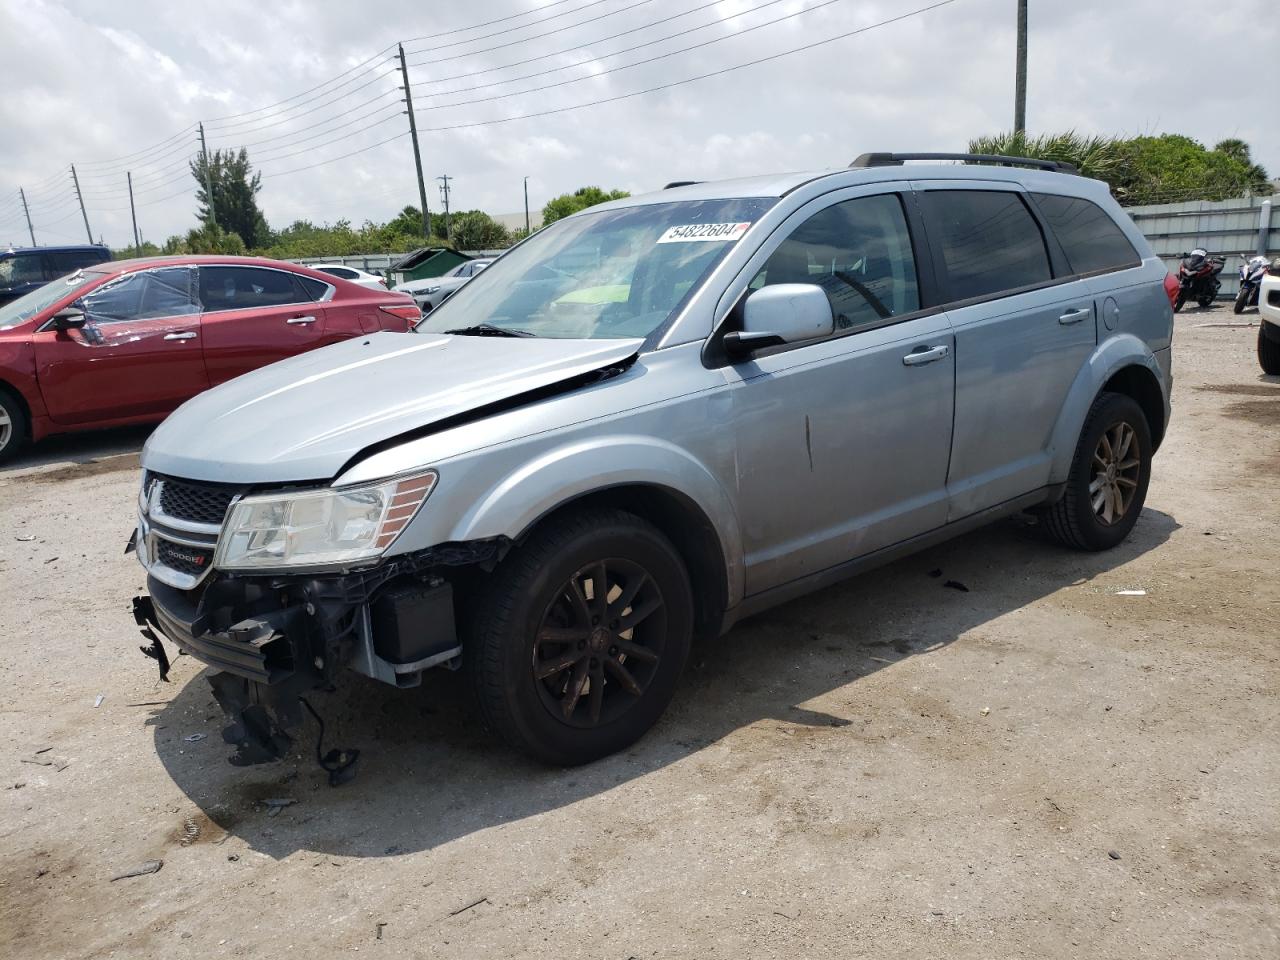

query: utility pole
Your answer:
[198,122,217,229]
[523,176,530,235]
[127,172,141,255]
[1013,0,1027,136]
[437,174,453,246]
[18,188,35,246]
[397,43,432,242]
[69,165,92,244]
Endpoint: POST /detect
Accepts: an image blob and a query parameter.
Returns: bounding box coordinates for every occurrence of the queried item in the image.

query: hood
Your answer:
[143,332,643,484]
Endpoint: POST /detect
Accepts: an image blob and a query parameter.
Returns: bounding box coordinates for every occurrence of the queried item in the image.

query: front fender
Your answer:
[447,434,745,604]
[1047,333,1166,483]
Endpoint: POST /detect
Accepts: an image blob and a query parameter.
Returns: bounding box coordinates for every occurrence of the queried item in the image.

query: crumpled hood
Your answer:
[143,332,643,483]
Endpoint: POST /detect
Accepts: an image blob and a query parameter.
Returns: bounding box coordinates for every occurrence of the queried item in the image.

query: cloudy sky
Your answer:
[0,0,1274,248]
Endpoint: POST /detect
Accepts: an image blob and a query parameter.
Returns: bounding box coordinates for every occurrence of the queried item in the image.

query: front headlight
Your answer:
[422,285,441,295]
[214,471,437,570]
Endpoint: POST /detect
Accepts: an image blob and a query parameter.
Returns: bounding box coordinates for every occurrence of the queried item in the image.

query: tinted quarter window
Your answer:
[752,193,920,333]
[1031,193,1141,275]
[50,250,109,274]
[0,253,45,287]
[199,266,308,310]
[295,274,331,300]
[921,190,1051,301]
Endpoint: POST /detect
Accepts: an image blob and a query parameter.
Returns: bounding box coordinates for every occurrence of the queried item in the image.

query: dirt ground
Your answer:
[1,307,1277,959]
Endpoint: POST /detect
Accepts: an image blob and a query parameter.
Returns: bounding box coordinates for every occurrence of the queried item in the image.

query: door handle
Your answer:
[1058,307,1091,325]
[902,344,950,366]
[287,316,317,325]
[163,331,196,341]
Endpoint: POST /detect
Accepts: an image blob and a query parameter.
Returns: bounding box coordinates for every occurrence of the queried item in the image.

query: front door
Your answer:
[913,185,1096,518]
[197,265,328,385]
[723,191,956,596]
[33,265,208,425]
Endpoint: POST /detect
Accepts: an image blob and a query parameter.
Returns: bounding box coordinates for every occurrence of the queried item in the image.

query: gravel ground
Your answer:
[1,308,1277,959]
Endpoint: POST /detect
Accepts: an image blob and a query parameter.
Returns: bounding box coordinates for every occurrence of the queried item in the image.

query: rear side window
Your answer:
[199,266,309,311]
[751,193,920,333]
[50,250,109,274]
[320,266,357,279]
[1031,193,1141,275]
[920,190,1051,301]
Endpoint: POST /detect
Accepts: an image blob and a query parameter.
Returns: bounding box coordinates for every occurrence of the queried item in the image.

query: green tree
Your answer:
[449,210,510,250]
[183,222,246,255]
[967,131,1272,205]
[190,147,270,248]
[542,186,630,225]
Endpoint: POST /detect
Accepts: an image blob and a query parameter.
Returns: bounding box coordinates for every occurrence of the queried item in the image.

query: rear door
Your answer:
[33,265,208,424]
[913,183,1096,519]
[197,265,330,384]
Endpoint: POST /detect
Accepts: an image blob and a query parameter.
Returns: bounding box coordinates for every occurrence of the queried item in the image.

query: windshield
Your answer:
[0,270,105,331]
[416,197,775,340]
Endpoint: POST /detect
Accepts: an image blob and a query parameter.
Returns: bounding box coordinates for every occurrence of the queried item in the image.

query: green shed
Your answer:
[391,247,471,284]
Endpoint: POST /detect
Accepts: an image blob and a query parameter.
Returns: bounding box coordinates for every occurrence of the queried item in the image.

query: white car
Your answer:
[394,258,492,313]
[1258,265,1280,374]
[311,264,388,290]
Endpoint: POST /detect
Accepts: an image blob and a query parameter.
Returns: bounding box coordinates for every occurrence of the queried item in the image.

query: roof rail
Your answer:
[849,152,1078,174]
[663,180,702,189]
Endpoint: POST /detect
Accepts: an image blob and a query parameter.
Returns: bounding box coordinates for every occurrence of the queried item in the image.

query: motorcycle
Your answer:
[1233,254,1271,314]
[1174,249,1226,311]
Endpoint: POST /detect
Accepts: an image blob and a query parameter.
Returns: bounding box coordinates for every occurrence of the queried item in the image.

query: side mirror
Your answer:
[51,306,87,331]
[724,284,834,357]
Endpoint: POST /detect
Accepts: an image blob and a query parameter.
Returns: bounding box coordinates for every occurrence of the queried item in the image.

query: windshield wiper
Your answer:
[442,323,537,338]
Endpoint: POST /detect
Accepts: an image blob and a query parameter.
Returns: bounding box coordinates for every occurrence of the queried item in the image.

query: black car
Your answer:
[0,244,112,306]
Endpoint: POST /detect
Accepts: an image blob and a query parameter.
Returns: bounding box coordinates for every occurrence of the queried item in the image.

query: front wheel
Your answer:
[1174,290,1187,312]
[1044,392,1152,551]
[1260,323,1280,376]
[1197,296,1214,308]
[1233,288,1249,314]
[0,390,30,465]
[467,508,693,765]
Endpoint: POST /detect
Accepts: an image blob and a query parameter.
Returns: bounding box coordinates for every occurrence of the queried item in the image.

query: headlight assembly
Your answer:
[214,471,437,571]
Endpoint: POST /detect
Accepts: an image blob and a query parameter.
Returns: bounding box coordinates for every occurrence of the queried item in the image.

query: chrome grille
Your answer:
[138,475,245,590]
[155,538,214,577]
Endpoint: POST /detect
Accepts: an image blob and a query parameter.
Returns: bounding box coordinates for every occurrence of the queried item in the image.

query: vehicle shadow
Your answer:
[146,507,1179,860]
[0,424,151,477]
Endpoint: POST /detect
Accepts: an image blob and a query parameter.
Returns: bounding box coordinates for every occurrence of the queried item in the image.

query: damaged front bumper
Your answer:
[131,539,506,767]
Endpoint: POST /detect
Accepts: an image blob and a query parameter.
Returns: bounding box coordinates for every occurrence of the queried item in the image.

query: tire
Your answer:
[1044,391,1152,552]
[0,390,30,465]
[1233,289,1248,314]
[466,507,694,765]
[1173,290,1187,312]
[1260,323,1280,376]
[1198,297,1214,309]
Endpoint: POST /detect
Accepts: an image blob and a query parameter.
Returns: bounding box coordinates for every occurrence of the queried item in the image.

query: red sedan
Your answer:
[0,255,420,462]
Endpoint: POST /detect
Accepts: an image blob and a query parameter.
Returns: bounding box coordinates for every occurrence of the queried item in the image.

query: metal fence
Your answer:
[1124,195,1277,298]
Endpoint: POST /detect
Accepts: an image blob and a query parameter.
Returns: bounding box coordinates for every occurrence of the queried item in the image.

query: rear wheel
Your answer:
[0,390,30,465]
[1173,290,1187,312]
[467,508,693,765]
[1044,392,1152,552]
[1260,323,1280,376]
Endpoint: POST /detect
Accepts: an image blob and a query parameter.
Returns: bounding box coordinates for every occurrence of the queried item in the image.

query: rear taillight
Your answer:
[379,303,422,329]
[1163,272,1179,310]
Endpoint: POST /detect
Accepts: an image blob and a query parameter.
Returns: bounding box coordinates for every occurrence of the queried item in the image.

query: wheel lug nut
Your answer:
[609,620,618,630]
[609,646,618,656]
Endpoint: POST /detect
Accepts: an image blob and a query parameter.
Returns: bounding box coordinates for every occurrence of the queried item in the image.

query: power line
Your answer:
[205,66,399,136]
[404,0,655,68]
[413,0,960,134]
[412,0,849,114]
[403,0,623,54]
[400,0,583,44]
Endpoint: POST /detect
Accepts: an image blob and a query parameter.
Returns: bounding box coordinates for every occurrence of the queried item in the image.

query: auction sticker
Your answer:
[657,222,752,244]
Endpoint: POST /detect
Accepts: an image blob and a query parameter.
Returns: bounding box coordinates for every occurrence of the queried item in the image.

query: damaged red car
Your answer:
[0,255,421,462]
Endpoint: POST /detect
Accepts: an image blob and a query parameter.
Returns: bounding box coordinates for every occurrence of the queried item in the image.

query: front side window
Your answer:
[750,193,920,333]
[0,270,102,330]
[920,190,1051,301]
[199,266,308,311]
[80,267,197,323]
[1031,193,1141,275]
[0,253,45,288]
[415,197,776,340]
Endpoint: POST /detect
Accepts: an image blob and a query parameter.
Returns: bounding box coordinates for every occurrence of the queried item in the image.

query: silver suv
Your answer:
[131,153,1173,769]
